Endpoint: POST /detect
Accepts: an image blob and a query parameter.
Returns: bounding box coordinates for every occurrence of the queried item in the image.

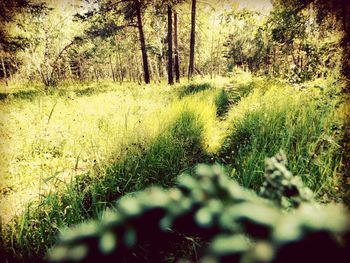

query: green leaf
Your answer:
[99,232,117,254]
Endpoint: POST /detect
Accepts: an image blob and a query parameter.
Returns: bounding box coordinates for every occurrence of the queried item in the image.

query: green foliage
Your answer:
[1,0,345,86]
[0,78,345,262]
[222,2,343,83]
[48,153,350,263]
[218,82,342,196]
[0,83,220,261]
[270,7,306,45]
[260,150,313,208]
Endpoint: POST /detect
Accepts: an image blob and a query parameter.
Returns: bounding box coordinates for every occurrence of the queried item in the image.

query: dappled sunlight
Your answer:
[0,0,349,261]
[0,78,229,223]
[0,82,178,222]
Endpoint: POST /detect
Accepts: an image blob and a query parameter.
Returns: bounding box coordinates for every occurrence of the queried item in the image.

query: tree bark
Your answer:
[174,11,180,83]
[1,56,8,86]
[135,0,150,84]
[109,55,116,82]
[152,55,160,83]
[188,0,196,80]
[114,35,123,83]
[167,5,174,85]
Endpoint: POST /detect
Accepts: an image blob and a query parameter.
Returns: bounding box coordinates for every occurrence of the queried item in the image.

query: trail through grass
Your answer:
[0,76,345,262]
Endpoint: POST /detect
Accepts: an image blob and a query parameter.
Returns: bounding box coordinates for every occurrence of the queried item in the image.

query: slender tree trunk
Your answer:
[210,33,214,79]
[67,60,73,80]
[153,55,160,83]
[167,5,174,85]
[8,67,13,82]
[157,56,162,78]
[174,11,180,83]
[273,46,276,76]
[78,56,83,81]
[188,0,196,80]
[110,55,116,82]
[114,35,122,82]
[135,0,150,84]
[94,68,99,81]
[1,56,8,86]
[265,47,269,75]
[216,34,222,76]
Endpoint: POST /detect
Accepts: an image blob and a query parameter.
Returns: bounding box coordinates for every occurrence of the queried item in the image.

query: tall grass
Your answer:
[217,80,343,197]
[0,81,222,261]
[0,82,180,223]
[0,76,344,262]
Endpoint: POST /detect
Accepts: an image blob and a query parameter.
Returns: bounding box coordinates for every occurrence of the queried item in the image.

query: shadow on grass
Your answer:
[0,111,209,262]
[215,89,230,117]
[178,83,212,98]
[74,86,114,97]
[0,86,111,102]
[74,87,98,97]
[0,90,43,101]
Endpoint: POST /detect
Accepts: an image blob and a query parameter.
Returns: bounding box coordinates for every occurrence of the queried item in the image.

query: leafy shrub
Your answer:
[260,150,313,208]
[48,153,350,263]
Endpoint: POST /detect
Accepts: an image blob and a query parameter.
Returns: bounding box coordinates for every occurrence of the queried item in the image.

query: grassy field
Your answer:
[0,74,345,261]
[0,81,177,222]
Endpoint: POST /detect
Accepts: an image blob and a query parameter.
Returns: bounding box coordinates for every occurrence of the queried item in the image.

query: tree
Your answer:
[153,0,184,85]
[174,10,180,83]
[167,4,174,85]
[134,0,151,84]
[0,0,45,83]
[17,2,85,87]
[80,0,152,84]
[188,0,196,80]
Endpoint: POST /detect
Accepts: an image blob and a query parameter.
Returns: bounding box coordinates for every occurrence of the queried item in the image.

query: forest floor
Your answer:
[0,73,347,261]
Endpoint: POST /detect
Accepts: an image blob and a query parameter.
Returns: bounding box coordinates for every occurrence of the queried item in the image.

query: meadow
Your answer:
[0,72,346,261]
[1,0,349,261]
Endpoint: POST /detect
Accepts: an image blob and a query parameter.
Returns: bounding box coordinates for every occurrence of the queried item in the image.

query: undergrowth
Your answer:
[217,80,343,198]
[0,76,345,262]
[47,153,350,263]
[0,82,221,261]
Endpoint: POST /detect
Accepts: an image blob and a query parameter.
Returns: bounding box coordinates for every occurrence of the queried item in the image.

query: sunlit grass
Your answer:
[0,75,345,261]
[0,78,228,260]
[217,79,343,197]
[0,77,228,222]
[0,81,178,222]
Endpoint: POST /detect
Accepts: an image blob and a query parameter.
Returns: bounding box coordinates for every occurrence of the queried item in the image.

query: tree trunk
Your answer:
[210,32,214,79]
[1,56,8,86]
[167,5,174,85]
[135,0,150,84]
[114,35,122,83]
[152,55,160,83]
[188,0,196,80]
[174,11,180,83]
[110,55,116,82]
